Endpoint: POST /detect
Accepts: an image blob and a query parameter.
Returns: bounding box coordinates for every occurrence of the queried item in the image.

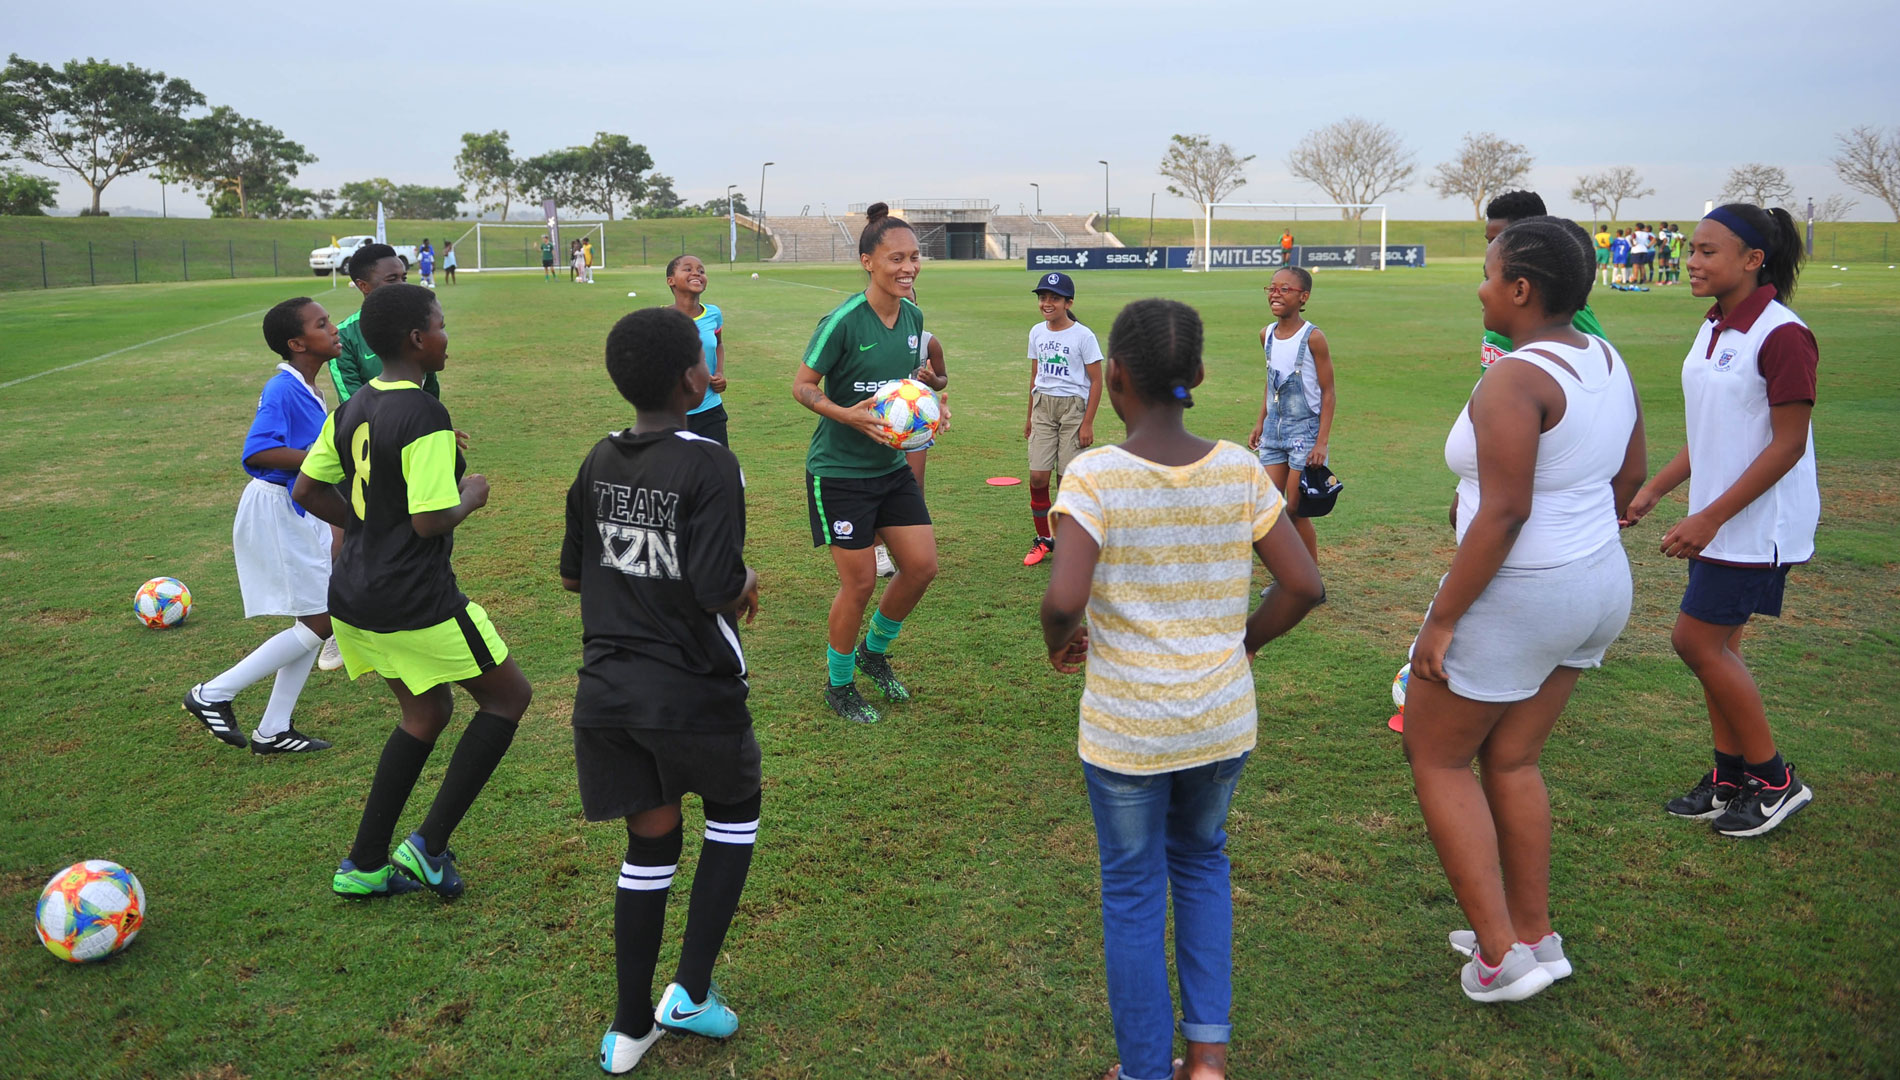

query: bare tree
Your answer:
[1831,125,1900,221]
[1720,163,1795,209]
[1570,166,1654,221]
[1802,193,1859,222]
[1428,132,1533,220]
[1159,133,1254,208]
[1286,117,1414,219]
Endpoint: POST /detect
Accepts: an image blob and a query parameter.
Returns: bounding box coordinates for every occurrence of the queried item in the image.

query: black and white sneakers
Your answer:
[1712,765,1814,838]
[183,685,247,749]
[250,727,333,755]
[1664,770,1737,820]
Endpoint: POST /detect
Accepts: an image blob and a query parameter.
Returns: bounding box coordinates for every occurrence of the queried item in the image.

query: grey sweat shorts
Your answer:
[1415,537,1632,703]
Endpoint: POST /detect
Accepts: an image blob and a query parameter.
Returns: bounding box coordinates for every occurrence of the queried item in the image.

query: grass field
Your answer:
[1,257,1895,1079]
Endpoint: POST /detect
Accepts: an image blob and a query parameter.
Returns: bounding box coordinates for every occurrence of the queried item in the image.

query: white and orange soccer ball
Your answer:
[35,860,146,963]
[869,379,943,452]
[133,577,191,629]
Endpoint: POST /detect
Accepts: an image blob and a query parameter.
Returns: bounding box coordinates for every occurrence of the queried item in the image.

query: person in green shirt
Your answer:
[329,244,441,402]
[790,203,939,726]
[1479,192,1606,369]
[541,234,556,282]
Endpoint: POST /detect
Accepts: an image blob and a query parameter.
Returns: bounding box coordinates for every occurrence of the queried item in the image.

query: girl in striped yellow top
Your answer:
[1042,298,1324,1080]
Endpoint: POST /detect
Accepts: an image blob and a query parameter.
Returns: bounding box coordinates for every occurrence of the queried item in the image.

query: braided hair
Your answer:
[1492,215,1595,317]
[1108,298,1203,408]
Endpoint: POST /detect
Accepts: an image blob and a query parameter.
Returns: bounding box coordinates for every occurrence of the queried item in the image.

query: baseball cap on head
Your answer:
[1033,271,1076,298]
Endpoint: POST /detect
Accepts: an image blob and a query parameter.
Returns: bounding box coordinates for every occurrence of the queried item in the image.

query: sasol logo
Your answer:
[852,379,902,393]
[832,520,854,538]
[1713,348,1738,372]
[1104,252,1148,265]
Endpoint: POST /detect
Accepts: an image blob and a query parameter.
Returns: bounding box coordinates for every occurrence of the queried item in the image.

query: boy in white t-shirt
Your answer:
[1021,272,1103,566]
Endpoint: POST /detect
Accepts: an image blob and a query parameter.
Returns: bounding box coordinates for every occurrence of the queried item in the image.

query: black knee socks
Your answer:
[675,792,761,1002]
[417,711,518,856]
[615,824,682,1037]
[349,727,434,871]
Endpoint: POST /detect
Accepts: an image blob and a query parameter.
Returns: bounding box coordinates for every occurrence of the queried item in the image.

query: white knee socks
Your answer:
[203,622,325,738]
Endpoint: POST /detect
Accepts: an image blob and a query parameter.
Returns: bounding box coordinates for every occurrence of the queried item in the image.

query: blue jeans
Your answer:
[1084,753,1249,1080]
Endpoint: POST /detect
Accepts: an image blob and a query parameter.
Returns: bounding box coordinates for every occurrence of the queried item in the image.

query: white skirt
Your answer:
[232,478,332,618]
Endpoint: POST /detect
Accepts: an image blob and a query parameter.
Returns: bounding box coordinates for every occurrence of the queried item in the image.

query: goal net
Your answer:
[448,221,607,272]
[1197,202,1390,271]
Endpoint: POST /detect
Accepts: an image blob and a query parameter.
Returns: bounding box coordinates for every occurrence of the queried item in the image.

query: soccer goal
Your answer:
[448,221,608,272]
[1197,202,1389,271]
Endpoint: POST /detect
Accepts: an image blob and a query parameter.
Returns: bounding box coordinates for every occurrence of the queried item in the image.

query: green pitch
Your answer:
[1,260,1895,1078]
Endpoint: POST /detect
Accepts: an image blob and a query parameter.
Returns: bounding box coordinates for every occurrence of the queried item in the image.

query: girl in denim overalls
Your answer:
[1248,267,1336,563]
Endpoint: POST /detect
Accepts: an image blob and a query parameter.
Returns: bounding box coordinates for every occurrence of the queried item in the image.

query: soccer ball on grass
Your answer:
[36,860,146,963]
[133,577,191,629]
[869,379,944,452]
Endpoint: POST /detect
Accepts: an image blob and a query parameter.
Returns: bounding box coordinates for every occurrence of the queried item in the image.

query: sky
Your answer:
[11,0,1900,222]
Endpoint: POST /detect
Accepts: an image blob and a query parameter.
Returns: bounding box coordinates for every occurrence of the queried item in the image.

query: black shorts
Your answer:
[542,259,554,269]
[574,725,762,821]
[687,403,729,446]
[807,466,930,549]
[1680,560,1792,626]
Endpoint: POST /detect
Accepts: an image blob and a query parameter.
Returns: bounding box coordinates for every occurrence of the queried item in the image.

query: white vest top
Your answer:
[1446,337,1638,569]
[1683,299,1819,565]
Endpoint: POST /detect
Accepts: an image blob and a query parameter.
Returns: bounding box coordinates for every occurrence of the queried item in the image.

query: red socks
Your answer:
[1030,482,1052,539]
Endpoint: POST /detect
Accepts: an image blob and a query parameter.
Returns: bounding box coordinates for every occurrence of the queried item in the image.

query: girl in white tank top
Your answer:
[1407,216,1648,1004]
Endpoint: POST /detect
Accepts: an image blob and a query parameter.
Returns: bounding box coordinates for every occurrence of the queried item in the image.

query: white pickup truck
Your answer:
[308,235,420,277]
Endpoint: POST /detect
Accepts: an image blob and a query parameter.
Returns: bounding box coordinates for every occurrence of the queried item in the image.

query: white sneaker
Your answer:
[598,1025,662,1074]
[1450,929,1571,979]
[874,544,895,578]
[1460,941,1556,1003]
[318,636,344,671]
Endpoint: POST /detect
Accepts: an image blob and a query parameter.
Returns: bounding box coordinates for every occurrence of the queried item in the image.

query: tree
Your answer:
[173,105,314,219]
[1158,133,1254,209]
[1801,193,1858,223]
[574,132,655,220]
[454,130,516,221]
[634,172,682,217]
[336,179,463,220]
[0,167,58,214]
[1286,117,1414,219]
[1428,132,1533,220]
[1570,166,1654,221]
[515,147,588,212]
[0,55,203,215]
[1720,163,1794,209]
[1831,125,1900,221]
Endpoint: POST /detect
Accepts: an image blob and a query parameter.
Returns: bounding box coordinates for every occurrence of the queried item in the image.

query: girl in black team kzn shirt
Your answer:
[562,307,761,1073]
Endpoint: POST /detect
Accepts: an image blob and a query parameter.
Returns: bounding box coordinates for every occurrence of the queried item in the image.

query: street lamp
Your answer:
[757,162,774,260]
[1030,182,1040,217]
[1098,160,1109,231]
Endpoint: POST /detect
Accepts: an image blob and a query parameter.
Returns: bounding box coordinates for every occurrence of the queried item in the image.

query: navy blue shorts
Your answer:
[1680,560,1792,626]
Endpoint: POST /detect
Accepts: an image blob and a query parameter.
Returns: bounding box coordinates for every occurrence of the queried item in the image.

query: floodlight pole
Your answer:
[1030,182,1040,217]
[1098,160,1109,232]
[728,184,739,268]
[757,162,774,260]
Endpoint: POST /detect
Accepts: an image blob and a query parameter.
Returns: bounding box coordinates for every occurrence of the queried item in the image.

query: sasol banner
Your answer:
[1294,244,1426,269]
[1027,247,1168,271]
[1167,245,1290,270]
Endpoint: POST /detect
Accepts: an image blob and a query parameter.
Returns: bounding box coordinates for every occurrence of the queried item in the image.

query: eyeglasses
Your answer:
[1265,284,1301,294]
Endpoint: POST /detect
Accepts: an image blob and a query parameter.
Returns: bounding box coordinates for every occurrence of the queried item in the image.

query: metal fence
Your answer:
[1,237,316,291]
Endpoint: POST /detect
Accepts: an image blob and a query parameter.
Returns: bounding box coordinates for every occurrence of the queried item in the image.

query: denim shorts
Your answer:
[1257,411,1320,467]
[1680,560,1791,626]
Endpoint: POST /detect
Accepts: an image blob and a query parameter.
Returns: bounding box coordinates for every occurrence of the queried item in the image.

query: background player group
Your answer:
[183,192,1820,1076]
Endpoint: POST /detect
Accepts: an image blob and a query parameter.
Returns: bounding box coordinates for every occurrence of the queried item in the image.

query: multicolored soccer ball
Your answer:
[869,379,944,452]
[133,577,191,629]
[1392,663,1411,711]
[35,860,146,963]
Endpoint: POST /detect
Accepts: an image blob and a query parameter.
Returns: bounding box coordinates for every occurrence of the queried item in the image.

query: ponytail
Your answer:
[858,201,915,258]
[1708,202,1804,302]
[1108,298,1203,409]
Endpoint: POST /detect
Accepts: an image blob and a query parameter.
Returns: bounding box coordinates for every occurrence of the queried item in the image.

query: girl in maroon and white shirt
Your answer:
[1625,202,1819,839]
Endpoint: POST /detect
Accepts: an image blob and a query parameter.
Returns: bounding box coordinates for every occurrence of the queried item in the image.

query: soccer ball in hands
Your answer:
[869,379,944,452]
[133,577,191,629]
[1392,663,1410,711]
[36,860,146,963]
